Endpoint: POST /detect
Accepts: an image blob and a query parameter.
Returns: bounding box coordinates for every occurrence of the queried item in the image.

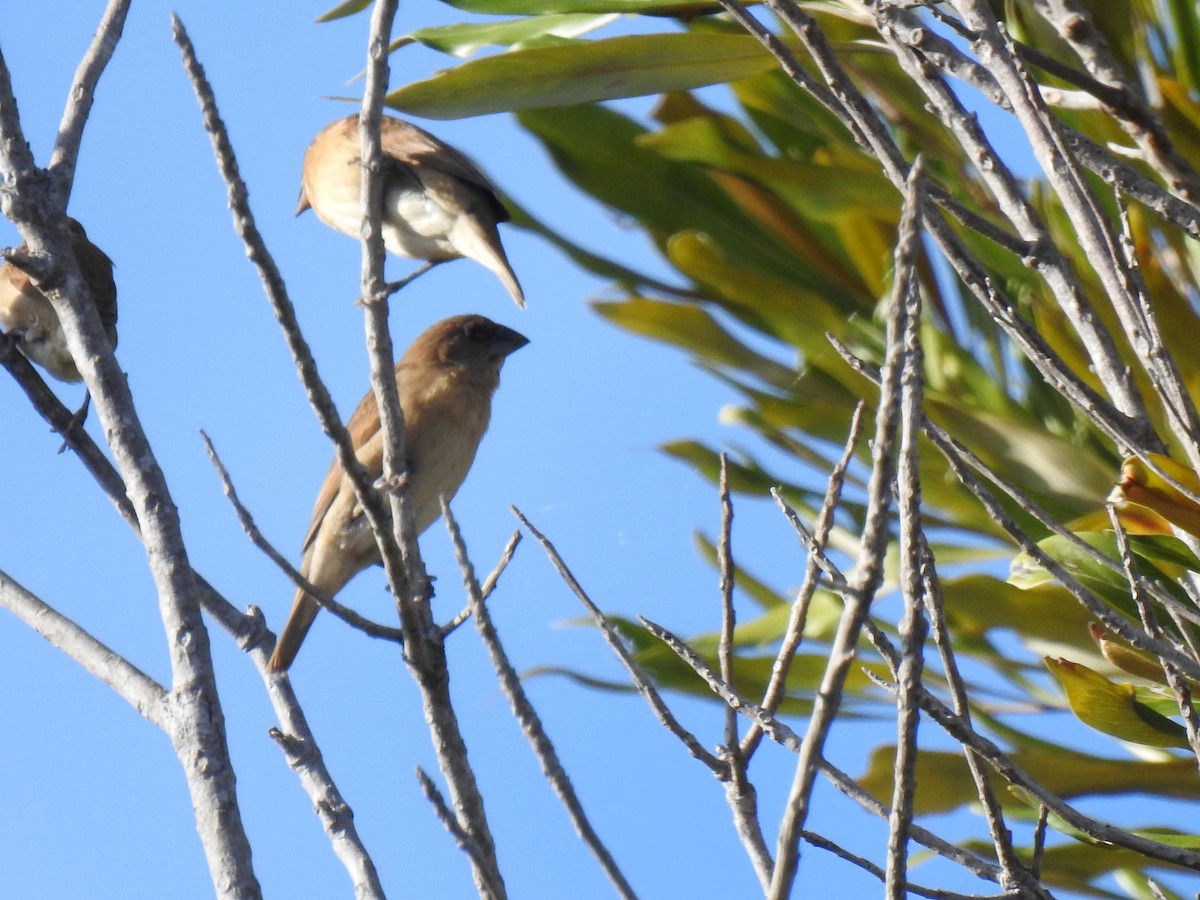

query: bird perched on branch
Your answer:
[297,114,525,307]
[0,217,117,382]
[269,314,529,672]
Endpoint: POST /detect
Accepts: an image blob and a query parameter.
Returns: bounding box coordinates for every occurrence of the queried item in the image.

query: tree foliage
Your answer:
[347,0,1200,895]
[6,0,1200,896]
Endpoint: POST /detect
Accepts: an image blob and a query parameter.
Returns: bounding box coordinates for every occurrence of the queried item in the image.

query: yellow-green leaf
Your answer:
[1090,623,1172,685]
[1046,657,1190,748]
[1111,453,1200,539]
[386,33,778,118]
[404,14,616,57]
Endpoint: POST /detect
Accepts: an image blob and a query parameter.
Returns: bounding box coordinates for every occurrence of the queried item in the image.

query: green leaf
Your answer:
[641,117,899,222]
[314,0,370,22]
[405,14,617,57]
[961,836,1197,897]
[438,0,727,13]
[594,296,798,389]
[597,616,884,714]
[386,33,778,117]
[1046,657,1191,748]
[858,742,1200,815]
[520,103,813,283]
[1008,532,1197,616]
[505,196,682,290]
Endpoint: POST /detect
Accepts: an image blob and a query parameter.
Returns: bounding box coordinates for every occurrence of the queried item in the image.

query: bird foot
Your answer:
[0,327,20,364]
[383,260,444,299]
[56,392,91,454]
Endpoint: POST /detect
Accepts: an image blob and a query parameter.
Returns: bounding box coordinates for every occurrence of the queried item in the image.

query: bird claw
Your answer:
[0,327,20,362]
[56,392,91,454]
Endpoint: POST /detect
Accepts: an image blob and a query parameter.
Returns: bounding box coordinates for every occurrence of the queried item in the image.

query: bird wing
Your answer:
[379,118,511,224]
[301,386,384,553]
[71,231,118,345]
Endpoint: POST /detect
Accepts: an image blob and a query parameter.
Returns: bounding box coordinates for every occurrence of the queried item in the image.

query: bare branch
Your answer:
[863,625,1200,870]
[170,13,406,601]
[636,616,1009,884]
[0,15,260,897]
[1031,0,1200,204]
[443,502,637,900]
[0,567,168,727]
[1107,504,1200,770]
[267,719,386,900]
[414,766,498,894]
[717,454,738,750]
[768,132,909,895]
[741,403,865,759]
[871,0,1150,432]
[514,507,725,773]
[443,530,522,636]
[48,0,132,199]
[886,161,928,900]
[200,431,404,646]
[708,456,772,887]
[801,830,1013,900]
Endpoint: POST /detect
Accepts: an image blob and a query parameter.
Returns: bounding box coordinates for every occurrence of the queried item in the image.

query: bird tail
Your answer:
[452,217,525,308]
[268,589,321,672]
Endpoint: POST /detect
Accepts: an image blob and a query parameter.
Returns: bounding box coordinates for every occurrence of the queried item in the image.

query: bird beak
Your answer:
[489,324,529,360]
[295,184,311,217]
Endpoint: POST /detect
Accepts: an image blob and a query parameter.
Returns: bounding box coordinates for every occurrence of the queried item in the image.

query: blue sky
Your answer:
[0,3,1193,899]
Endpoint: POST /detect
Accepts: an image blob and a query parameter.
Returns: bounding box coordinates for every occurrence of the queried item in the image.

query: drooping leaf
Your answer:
[1046,657,1190,749]
[858,741,1200,815]
[1111,453,1200,539]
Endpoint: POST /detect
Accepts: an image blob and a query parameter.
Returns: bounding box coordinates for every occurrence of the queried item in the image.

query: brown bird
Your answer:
[0,217,117,382]
[297,114,525,307]
[269,314,529,672]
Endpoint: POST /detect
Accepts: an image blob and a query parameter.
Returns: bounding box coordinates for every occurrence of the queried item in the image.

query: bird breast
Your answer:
[0,275,79,381]
[403,368,495,533]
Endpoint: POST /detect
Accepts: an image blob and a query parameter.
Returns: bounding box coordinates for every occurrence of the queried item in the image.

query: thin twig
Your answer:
[170,13,407,604]
[48,0,132,199]
[717,453,739,750]
[831,337,1200,675]
[741,403,865,759]
[443,502,638,900]
[768,126,909,895]
[631,617,1009,883]
[443,530,522,636]
[0,567,168,727]
[1107,504,1200,771]
[514,507,724,773]
[200,431,404,646]
[266,717,386,900]
[801,830,1014,900]
[414,766,494,889]
[886,161,928,900]
[915,536,1032,890]
[711,456,772,886]
[863,625,1200,870]
[1031,805,1049,881]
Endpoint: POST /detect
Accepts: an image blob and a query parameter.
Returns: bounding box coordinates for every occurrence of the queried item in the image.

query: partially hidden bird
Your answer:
[0,217,117,382]
[268,314,529,672]
[297,114,525,307]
